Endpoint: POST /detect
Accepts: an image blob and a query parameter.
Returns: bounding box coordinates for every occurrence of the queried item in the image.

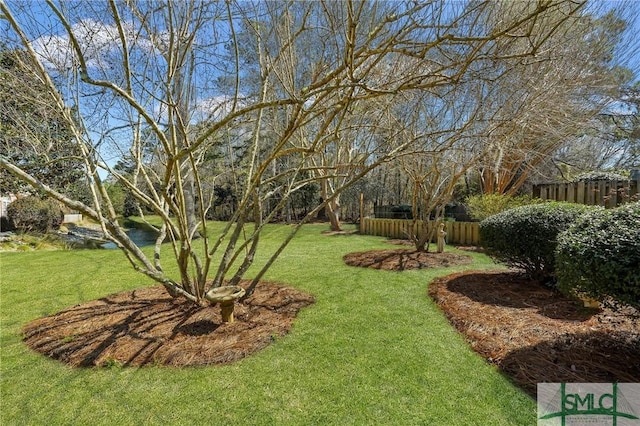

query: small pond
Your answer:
[102,227,158,249]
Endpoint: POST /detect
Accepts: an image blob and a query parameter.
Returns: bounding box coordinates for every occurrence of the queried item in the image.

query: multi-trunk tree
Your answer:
[0,0,622,306]
[475,5,639,194]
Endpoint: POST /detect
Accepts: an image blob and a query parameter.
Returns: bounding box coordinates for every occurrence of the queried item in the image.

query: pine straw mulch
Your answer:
[22,281,315,367]
[343,248,473,271]
[428,269,640,396]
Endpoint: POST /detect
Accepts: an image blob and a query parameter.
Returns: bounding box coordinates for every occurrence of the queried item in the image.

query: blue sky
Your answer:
[4,0,639,175]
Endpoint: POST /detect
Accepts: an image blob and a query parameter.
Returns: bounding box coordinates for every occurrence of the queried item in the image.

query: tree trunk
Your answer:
[326,198,341,232]
[182,171,201,239]
[412,219,430,252]
[321,180,341,231]
[285,197,292,224]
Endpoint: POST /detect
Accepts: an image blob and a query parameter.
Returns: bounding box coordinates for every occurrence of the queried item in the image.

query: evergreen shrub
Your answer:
[7,196,63,233]
[556,201,640,310]
[479,202,596,282]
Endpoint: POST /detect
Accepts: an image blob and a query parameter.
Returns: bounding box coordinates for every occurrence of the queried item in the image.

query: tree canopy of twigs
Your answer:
[1,0,637,303]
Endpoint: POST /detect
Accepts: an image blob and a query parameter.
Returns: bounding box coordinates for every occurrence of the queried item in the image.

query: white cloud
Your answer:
[31,18,156,71]
[152,95,246,125]
[31,33,74,70]
[193,95,244,120]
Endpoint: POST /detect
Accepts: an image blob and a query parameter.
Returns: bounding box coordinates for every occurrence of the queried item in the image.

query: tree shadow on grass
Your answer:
[22,282,315,367]
[500,331,640,397]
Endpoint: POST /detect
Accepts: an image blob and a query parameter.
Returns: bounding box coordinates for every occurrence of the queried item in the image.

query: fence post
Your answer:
[359,193,364,234]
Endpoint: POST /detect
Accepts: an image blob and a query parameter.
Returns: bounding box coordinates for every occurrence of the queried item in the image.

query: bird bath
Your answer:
[205,286,246,323]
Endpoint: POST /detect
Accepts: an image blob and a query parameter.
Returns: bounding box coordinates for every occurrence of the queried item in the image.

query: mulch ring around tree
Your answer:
[344,248,473,271]
[428,269,640,396]
[22,281,315,367]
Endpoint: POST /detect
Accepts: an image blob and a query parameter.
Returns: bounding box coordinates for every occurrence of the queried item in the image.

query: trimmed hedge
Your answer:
[556,201,640,310]
[479,202,597,282]
[7,196,63,233]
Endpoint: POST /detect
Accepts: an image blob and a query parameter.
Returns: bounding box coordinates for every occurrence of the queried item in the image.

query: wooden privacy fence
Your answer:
[532,180,638,208]
[360,218,480,245]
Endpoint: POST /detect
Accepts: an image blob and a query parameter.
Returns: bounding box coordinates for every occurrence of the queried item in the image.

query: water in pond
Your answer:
[102,228,158,249]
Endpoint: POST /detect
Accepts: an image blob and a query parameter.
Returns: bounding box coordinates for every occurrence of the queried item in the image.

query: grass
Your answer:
[0,232,72,252]
[1,222,535,425]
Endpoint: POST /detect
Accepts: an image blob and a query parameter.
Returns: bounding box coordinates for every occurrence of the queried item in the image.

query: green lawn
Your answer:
[0,222,535,425]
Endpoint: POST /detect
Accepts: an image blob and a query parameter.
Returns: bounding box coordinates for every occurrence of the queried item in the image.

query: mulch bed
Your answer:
[344,248,473,271]
[22,281,315,367]
[429,269,640,396]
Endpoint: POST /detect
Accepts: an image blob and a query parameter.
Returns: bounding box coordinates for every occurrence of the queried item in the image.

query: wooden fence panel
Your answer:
[577,181,586,204]
[608,182,617,207]
[361,218,480,245]
[597,181,607,207]
[447,221,480,245]
[567,182,575,203]
[533,180,638,208]
[557,184,565,202]
[587,182,596,205]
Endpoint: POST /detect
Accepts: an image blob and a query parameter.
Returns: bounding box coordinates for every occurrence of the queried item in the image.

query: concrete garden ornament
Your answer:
[205,286,246,323]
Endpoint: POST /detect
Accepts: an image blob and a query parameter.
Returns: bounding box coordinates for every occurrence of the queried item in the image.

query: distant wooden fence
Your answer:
[360,218,480,245]
[532,180,638,208]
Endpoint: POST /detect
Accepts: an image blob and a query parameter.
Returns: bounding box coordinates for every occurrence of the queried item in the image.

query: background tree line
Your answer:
[0,0,638,302]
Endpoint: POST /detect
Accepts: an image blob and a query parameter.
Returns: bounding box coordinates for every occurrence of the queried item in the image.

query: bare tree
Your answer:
[396,82,486,251]
[554,86,640,175]
[476,2,640,194]
[0,0,602,309]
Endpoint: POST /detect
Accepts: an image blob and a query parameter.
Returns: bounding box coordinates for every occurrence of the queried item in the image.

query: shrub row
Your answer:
[480,201,639,310]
